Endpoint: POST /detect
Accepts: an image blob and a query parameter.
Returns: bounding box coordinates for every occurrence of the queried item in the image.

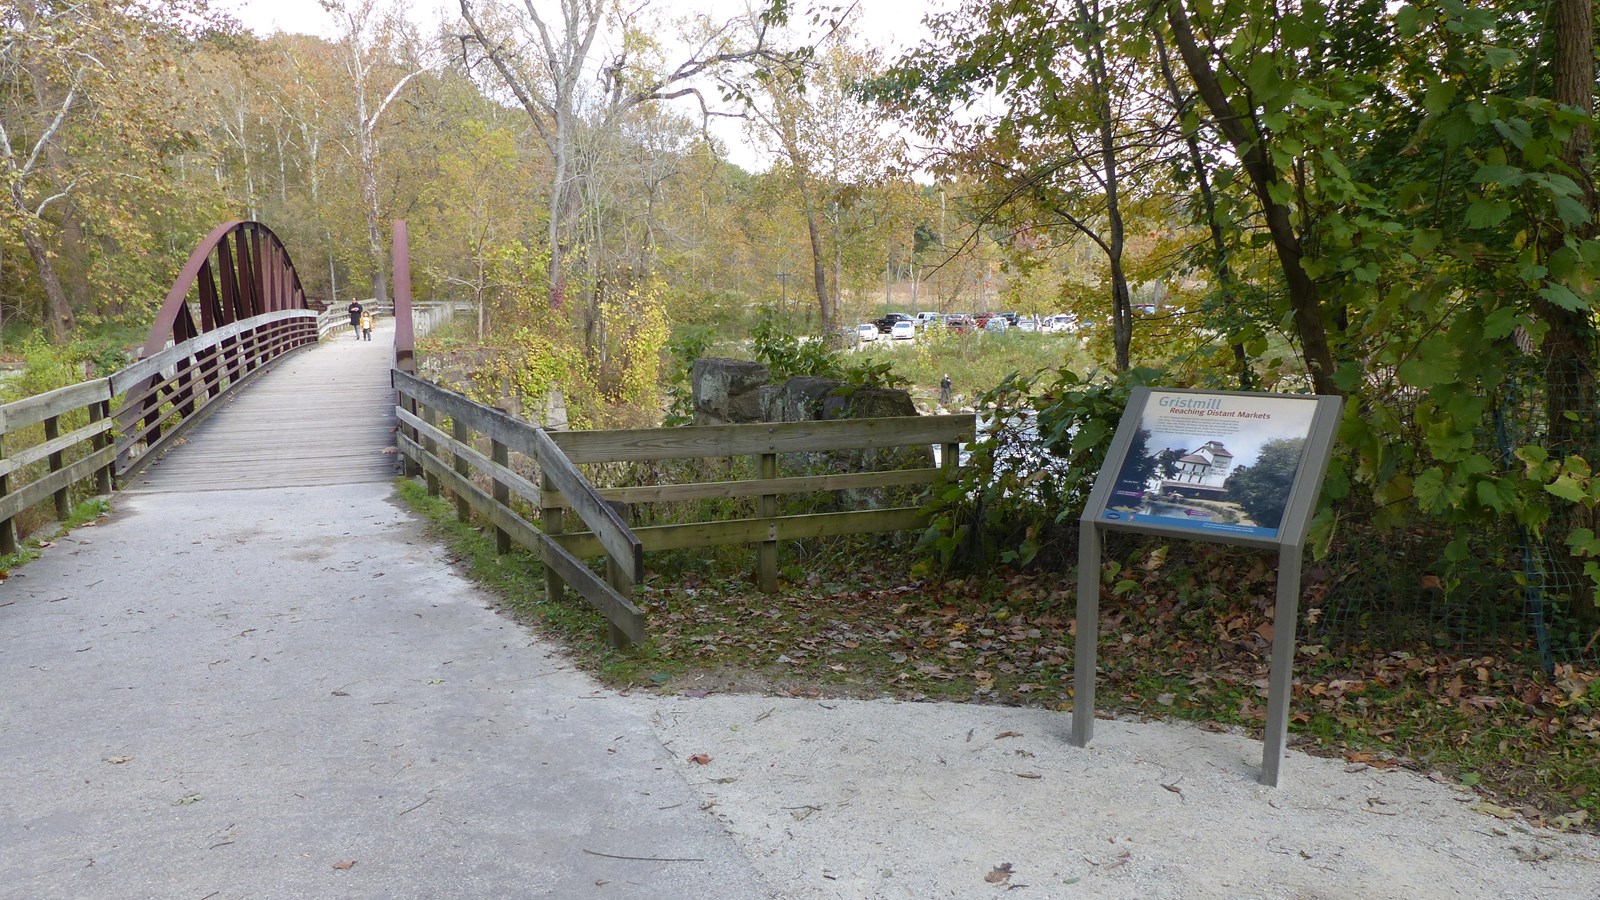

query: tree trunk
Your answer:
[19,222,75,339]
[1154,31,1253,389]
[1539,0,1597,626]
[1166,1,1339,395]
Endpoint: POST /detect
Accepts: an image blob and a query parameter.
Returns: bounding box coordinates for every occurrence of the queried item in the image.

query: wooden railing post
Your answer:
[604,501,633,649]
[90,399,113,494]
[402,394,421,478]
[44,414,69,520]
[942,440,960,477]
[422,404,441,497]
[491,438,511,554]
[758,451,778,592]
[452,417,471,523]
[541,471,565,603]
[0,434,14,555]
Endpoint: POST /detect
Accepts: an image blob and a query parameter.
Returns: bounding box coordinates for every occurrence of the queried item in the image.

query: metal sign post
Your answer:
[1070,387,1342,786]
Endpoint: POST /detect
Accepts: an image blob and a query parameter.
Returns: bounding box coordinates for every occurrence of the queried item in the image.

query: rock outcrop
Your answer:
[690,358,772,425]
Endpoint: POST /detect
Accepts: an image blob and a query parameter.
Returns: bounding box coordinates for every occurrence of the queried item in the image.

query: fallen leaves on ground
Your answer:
[984,862,1013,884]
[602,545,1598,828]
[332,860,357,870]
[687,753,711,765]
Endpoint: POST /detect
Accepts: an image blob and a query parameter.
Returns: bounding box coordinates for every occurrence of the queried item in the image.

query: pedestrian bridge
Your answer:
[0,221,778,898]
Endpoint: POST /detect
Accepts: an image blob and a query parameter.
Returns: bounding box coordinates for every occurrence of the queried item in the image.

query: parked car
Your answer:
[856,323,879,342]
[890,320,916,340]
[984,316,1009,332]
[913,311,942,328]
[1017,317,1039,332]
[943,314,976,333]
[1042,314,1077,333]
[875,312,914,334]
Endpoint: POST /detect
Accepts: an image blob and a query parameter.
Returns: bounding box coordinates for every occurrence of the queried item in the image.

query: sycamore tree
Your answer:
[1,0,216,337]
[456,0,793,322]
[748,32,904,336]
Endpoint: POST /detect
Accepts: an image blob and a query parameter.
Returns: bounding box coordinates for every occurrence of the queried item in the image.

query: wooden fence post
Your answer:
[491,438,511,554]
[91,399,113,494]
[421,405,440,497]
[452,417,471,523]
[604,500,633,649]
[44,414,69,520]
[0,434,14,555]
[942,440,961,478]
[758,451,778,592]
[541,471,566,603]
[402,395,421,478]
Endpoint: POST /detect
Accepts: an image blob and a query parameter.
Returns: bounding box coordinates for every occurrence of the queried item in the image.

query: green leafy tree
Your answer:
[1225,438,1305,530]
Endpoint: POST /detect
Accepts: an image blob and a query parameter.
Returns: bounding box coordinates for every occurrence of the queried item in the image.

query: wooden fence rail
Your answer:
[391,369,645,647]
[546,414,974,590]
[390,367,975,646]
[0,309,319,553]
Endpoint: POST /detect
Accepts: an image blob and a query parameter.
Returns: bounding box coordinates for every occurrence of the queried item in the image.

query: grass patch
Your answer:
[396,475,1599,830]
[856,328,1090,408]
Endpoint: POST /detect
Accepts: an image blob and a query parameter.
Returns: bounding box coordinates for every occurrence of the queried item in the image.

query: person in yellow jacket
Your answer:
[360,310,374,341]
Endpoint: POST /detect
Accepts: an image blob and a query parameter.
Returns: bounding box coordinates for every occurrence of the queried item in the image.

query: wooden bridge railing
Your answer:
[0,309,318,554]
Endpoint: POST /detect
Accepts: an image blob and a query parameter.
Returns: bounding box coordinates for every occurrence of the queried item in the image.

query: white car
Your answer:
[890,320,916,340]
[856,323,879,342]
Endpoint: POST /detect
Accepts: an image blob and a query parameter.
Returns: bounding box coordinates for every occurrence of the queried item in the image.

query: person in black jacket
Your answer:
[347,300,364,339]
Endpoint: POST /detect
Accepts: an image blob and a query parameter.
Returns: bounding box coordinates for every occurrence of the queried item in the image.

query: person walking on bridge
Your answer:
[347,300,364,339]
[360,309,374,341]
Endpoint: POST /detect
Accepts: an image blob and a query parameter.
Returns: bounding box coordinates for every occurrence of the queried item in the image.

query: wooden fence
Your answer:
[0,309,318,553]
[391,369,645,646]
[545,415,973,590]
[390,368,975,647]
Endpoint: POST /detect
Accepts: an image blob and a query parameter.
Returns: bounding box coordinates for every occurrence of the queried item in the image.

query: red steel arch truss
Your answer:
[119,222,320,473]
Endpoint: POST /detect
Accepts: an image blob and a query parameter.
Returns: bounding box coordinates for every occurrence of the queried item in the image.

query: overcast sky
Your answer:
[219,0,950,172]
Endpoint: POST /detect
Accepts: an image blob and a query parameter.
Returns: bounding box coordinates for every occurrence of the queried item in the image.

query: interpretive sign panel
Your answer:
[1097,390,1324,544]
[1072,387,1343,786]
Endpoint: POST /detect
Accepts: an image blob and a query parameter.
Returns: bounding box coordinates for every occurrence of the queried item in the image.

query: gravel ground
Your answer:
[629,693,1600,899]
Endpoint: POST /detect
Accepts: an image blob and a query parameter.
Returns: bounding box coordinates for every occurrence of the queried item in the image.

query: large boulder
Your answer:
[691,358,771,425]
[821,386,918,420]
[767,376,844,422]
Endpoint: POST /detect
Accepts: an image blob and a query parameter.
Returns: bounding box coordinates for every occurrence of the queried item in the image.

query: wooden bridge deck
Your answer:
[124,321,399,492]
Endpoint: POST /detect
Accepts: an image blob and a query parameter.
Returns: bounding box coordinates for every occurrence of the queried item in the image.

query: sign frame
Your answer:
[1070,387,1343,786]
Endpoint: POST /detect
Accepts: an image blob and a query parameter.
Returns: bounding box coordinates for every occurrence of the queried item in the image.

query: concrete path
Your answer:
[0,330,770,899]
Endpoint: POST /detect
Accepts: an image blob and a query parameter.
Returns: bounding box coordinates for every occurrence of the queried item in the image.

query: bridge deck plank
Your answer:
[123,322,399,493]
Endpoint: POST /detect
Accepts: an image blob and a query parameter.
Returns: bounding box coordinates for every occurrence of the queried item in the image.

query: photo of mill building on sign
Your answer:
[1102,392,1321,540]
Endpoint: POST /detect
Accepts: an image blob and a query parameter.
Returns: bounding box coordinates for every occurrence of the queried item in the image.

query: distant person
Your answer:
[347,300,364,338]
[360,310,374,342]
[940,373,953,406]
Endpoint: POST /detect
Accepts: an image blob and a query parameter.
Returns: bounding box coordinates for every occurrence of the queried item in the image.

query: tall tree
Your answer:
[323,0,428,310]
[456,0,789,321]
[1161,0,1340,396]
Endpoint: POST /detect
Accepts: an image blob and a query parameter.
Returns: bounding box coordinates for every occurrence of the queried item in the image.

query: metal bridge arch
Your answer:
[141,220,309,356]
